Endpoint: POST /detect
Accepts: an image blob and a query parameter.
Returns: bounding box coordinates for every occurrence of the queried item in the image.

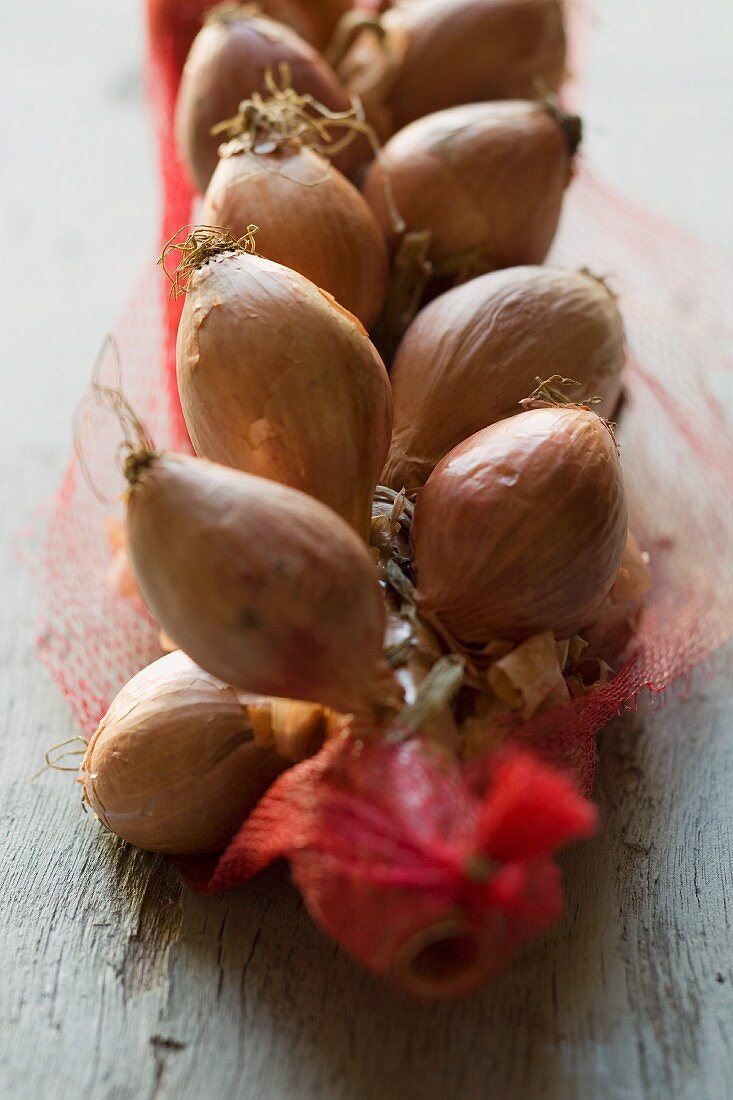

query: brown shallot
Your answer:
[168,228,392,538]
[175,9,356,194]
[334,0,567,139]
[411,407,628,645]
[362,101,580,283]
[201,84,389,328]
[384,266,625,490]
[123,447,402,717]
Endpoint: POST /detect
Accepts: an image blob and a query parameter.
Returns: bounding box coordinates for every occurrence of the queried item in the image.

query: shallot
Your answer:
[175,8,355,193]
[80,651,289,854]
[363,101,580,283]
[411,407,628,644]
[169,228,392,537]
[201,86,389,327]
[334,0,567,138]
[384,267,625,490]
[124,449,402,716]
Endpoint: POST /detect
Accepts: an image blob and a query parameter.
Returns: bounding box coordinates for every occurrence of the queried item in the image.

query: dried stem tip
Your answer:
[387,655,466,742]
[579,266,618,300]
[323,12,387,71]
[212,65,404,234]
[75,365,158,502]
[520,376,618,451]
[523,375,593,407]
[158,224,258,298]
[32,736,88,782]
[212,63,371,161]
[543,100,583,157]
[205,2,262,26]
[124,449,157,486]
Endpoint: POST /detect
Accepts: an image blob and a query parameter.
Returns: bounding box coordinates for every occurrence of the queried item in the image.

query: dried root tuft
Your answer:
[158,224,259,298]
[212,66,404,231]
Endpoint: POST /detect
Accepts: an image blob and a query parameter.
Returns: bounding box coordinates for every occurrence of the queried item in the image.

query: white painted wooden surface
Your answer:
[1,2,732,1097]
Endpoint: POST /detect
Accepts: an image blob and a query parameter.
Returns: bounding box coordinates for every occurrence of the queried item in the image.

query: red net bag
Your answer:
[27,0,733,973]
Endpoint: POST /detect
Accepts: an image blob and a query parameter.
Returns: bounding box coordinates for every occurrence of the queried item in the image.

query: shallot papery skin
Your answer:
[383,590,460,753]
[202,147,388,328]
[384,267,625,490]
[412,407,629,644]
[581,531,653,660]
[204,739,596,1000]
[175,12,357,195]
[177,251,392,537]
[81,651,287,855]
[362,101,578,270]
[126,454,400,715]
[337,0,566,139]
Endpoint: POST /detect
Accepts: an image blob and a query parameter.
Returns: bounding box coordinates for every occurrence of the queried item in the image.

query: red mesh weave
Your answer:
[183,740,596,991]
[29,3,733,803]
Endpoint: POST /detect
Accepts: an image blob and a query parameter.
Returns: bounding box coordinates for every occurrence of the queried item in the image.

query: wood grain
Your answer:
[1,1,732,1097]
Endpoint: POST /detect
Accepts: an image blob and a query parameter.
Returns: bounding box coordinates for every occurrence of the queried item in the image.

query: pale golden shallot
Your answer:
[171,230,392,538]
[80,651,288,854]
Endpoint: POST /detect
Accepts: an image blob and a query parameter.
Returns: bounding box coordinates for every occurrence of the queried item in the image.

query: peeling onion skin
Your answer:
[384,267,625,491]
[175,13,357,195]
[202,146,389,329]
[81,651,287,855]
[363,102,576,269]
[338,0,566,138]
[411,408,629,644]
[177,251,393,538]
[126,455,399,715]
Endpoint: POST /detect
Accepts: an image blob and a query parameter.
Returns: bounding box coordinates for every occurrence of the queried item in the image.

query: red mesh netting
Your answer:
[29,1,733,808]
